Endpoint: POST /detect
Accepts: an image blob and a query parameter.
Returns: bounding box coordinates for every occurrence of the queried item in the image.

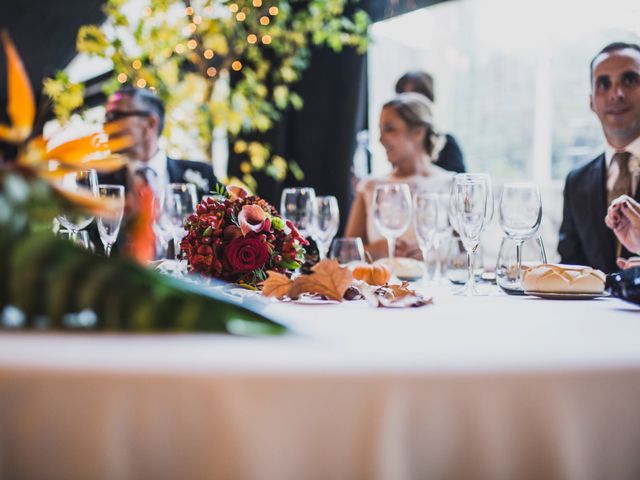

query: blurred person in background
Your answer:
[101,86,219,199]
[345,92,453,260]
[395,70,466,173]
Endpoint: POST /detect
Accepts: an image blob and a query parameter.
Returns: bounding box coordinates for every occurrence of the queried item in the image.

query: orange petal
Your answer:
[74,154,126,172]
[106,134,133,154]
[0,123,29,143]
[1,31,35,141]
[45,133,107,163]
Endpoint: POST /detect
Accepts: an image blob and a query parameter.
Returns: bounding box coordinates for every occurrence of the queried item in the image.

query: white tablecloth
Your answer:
[1,286,640,480]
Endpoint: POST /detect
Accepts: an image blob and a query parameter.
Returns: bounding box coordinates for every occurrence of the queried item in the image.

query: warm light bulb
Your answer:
[185,6,194,15]
[259,16,269,25]
[204,49,214,59]
[252,0,262,6]
[247,34,257,44]
[193,15,202,24]
[229,3,239,13]
[262,35,272,45]
[269,6,279,15]
[207,67,217,77]
[188,23,197,33]
[117,73,127,83]
[136,78,147,88]
[132,59,142,69]
[175,44,185,54]
[231,61,242,71]
[236,12,246,21]
[187,39,198,49]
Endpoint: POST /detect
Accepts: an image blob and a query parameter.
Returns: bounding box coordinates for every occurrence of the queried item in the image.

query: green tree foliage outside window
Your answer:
[45,0,369,191]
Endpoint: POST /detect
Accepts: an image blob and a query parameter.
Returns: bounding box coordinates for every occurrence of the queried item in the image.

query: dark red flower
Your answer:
[223,236,269,273]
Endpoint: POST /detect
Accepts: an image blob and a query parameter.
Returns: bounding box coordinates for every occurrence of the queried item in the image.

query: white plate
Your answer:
[525,290,610,300]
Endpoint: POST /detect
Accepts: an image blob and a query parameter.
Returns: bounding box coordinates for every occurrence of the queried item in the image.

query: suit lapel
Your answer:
[589,154,616,267]
[166,157,181,183]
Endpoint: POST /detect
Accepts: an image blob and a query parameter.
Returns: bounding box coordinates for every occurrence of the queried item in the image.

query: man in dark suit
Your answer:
[395,71,466,173]
[101,86,219,198]
[558,42,640,273]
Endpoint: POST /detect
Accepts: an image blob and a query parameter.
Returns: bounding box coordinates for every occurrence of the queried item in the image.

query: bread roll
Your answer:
[376,257,424,280]
[521,264,605,293]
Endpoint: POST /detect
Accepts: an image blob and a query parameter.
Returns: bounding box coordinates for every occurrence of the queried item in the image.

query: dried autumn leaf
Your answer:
[288,259,353,301]
[260,271,293,299]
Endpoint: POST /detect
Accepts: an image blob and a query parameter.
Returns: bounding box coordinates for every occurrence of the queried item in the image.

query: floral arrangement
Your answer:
[180,186,307,286]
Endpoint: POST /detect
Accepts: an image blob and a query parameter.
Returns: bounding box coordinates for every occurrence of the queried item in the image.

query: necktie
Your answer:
[134,166,160,196]
[608,152,632,206]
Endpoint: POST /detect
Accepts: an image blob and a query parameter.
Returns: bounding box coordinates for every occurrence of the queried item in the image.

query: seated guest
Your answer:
[558,42,640,273]
[345,93,453,260]
[606,195,640,269]
[101,86,219,198]
[395,71,466,173]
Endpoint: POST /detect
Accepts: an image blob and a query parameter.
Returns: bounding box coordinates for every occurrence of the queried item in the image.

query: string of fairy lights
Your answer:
[116,1,280,88]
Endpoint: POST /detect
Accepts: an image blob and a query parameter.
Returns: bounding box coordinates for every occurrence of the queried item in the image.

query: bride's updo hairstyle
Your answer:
[382,92,446,161]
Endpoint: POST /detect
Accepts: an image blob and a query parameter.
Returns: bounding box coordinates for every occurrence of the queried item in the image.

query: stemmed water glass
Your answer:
[451,176,489,295]
[280,187,316,238]
[413,192,439,281]
[330,237,366,266]
[372,183,412,265]
[498,182,542,292]
[163,182,198,258]
[311,195,340,260]
[97,184,125,257]
[56,169,99,245]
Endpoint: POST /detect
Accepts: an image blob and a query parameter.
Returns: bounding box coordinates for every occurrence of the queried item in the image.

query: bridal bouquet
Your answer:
[180,187,308,286]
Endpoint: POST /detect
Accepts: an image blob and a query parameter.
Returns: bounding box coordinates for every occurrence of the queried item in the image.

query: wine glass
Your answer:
[96,184,125,257]
[163,182,198,258]
[330,237,366,267]
[372,183,412,265]
[496,235,547,294]
[280,187,316,238]
[451,177,488,295]
[311,195,340,260]
[56,169,98,244]
[413,192,439,282]
[498,182,542,292]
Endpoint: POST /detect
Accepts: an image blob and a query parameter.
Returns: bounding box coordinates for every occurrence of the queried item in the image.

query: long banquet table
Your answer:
[1,285,640,480]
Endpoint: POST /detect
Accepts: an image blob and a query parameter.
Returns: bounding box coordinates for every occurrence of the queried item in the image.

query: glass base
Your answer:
[498,285,526,296]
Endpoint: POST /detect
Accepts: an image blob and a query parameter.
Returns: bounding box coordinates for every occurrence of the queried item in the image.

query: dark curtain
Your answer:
[0,0,105,125]
[229,45,368,234]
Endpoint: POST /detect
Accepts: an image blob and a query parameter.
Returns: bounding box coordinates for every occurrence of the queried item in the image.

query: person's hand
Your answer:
[605,195,640,254]
[616,256,640,270]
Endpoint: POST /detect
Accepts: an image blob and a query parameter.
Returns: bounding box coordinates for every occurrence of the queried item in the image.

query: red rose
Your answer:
[223,236,269,273]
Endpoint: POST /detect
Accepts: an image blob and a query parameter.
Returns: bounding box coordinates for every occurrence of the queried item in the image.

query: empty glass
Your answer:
[451,176,489,295]
[97,184,125,257]
[330,237,366,267]
[311,195,340,260]
[56,169,98,242]
[280,187,316,238]
[498,182,542,292]
[372,183,412,264]
[496,235,547,294]
[413,192,439,281]
[163,182,198,258]
[57,229,92,250]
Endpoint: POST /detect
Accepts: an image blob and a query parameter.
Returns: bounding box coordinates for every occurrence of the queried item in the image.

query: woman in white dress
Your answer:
[345,92,453,260]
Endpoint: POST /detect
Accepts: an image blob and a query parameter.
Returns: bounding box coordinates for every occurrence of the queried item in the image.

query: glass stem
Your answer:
[105,244,112,258]
[515,239,524,287]
[387,237,396,261]
[467,246,477,291]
